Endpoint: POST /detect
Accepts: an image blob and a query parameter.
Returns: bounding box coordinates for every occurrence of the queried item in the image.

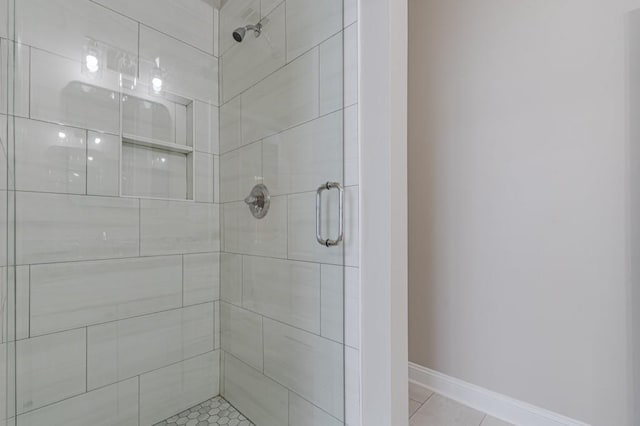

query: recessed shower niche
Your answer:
[120,93,214,201]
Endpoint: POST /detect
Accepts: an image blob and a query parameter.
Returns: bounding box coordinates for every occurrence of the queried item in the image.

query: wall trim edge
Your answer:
[408,362,590,426]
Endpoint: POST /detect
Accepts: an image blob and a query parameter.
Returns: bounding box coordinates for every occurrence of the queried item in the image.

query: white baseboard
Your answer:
[408,362,590,426]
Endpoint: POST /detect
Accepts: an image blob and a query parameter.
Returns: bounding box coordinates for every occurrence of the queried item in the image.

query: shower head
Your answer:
[233,23,262,42]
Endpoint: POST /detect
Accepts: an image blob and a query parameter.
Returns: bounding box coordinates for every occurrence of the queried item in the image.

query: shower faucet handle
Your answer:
[244,184,270,219]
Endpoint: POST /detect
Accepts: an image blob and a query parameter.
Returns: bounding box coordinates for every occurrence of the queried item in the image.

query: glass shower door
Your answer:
[5,0,352,424]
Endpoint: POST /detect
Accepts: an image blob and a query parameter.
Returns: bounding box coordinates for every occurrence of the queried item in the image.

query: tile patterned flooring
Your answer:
[409,382,514,426]
[154,396,254,426]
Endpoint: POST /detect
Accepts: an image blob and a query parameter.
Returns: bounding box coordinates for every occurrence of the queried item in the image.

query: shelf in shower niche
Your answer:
[122,134,193,154]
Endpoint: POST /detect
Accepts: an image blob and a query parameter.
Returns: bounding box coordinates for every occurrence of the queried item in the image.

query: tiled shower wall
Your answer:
[0,0,221,425]
[217,0,361,425]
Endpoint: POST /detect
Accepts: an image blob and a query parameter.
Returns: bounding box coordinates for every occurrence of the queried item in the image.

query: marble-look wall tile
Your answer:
[223,196,287,258]
[87,303,214,389]
[194,151,214,203]
[87,132,120,196]
[285,0,342,61]
[15,0,138,63]
[30,48,121,134]
[140,351,220,426]
[9,42,30,118]
[193,101,220,154]
[122,94,176,143]
[241,49,319,144]
[122,143,188,200]
[344,23,358,107]
[140,200,220,255]
[139,26,218,105]
[219,95,242,154]
[14,118,87,195]
[93,0,215,54]
[16,192,139,265]
[262,111,343,196]
[321,265,360,349]
[319,32,343,115]
[263,318,344,420]
[30,256,182,336]
[0,0,7,38]
[221,2,285,102]
[220,253,242,306]
[344,104,359,187]
[16,329,86,414]
[261,0,283,18]
[183,253,220,306]
[220,302,263,371]
[243,256,321,333]
[220,141,261,203]
[17,377,139,426]
[223,353,288,426]
[289,392,343,426]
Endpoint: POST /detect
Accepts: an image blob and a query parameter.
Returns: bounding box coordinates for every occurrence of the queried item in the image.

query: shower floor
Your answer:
[153,396,254,426]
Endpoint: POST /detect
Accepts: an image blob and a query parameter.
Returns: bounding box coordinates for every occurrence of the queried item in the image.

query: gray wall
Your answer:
[408,1,637,425]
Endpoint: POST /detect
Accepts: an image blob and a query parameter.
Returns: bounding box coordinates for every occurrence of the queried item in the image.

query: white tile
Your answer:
[345,346,360,426]
[262,111,343,196]
[344,0,357,27]
[221,2,285,102]
[15,0,138,63]
[319,32,343,115]
[9,42,30,118]
[14,118,86,194]
[140,25,218,105]
[14,266,30,341]
[183,253,220,306]
[29,256,182,336]
[344,23,358,107]
[289,392,343,426]
[194,101,220,154]
[220,141,262,203]
[93,0,215,54]
[223,353,288,426]
[287,190,342,264]
[243,256,320,333]
[140,200,220,255]
[481,417,514,426]
[241,49,319,144]
[220,95,242,153]
[286,0,342,61]
[220,302,263,371]
[223,196,287,258]
[0,343,6,425]
[87,132,119,196]
[320,264,343,343]
[410,394,485,426]
[219,0,260,57]
[195,151,214,203]
[122,94,176,143]
[140,351,220,426]
[409,382,434,404]
[122,143,188,200]
[87,304,214,389]
[214,300,220,350]
[176,104,187,145]
[261,0,283,18]
[0,41,7,115]
[0,116,5,192]
[16,329,86,414]
[214,155,221,203]
[220,253,242,306]
[344,104,359,186]
[263,318,344,420]
[16,192,139,264]
[17,377,138,426]
[0,0,6,38]
[30,49,121,134]
[214,8,220,58]
[410,399,422,418]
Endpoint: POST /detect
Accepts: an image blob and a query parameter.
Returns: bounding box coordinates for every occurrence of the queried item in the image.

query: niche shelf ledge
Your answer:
[122,134,194,154]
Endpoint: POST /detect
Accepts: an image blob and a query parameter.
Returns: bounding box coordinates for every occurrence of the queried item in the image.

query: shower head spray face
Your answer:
[232,23,262,42]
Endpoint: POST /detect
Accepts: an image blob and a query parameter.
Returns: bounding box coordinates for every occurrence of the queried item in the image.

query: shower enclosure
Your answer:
[0,0,359,424]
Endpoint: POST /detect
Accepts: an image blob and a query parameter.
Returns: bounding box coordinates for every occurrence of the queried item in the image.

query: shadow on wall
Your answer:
[628,9,640,426]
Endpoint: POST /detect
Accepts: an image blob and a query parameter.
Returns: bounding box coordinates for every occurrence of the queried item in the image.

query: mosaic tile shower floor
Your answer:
[154,396,254,426]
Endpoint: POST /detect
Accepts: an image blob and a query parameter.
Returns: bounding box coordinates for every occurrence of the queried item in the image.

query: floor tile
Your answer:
[410,394,485,426]
[409,381,434,403]
[409,399,422,418]
[481,416,514,426]
[154,396,254,426]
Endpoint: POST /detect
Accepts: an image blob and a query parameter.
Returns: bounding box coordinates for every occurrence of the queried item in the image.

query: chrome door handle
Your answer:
[316,182,344,247]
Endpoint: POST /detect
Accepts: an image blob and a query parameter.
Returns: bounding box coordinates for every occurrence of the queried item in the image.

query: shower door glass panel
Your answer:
[8,0,349,424]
